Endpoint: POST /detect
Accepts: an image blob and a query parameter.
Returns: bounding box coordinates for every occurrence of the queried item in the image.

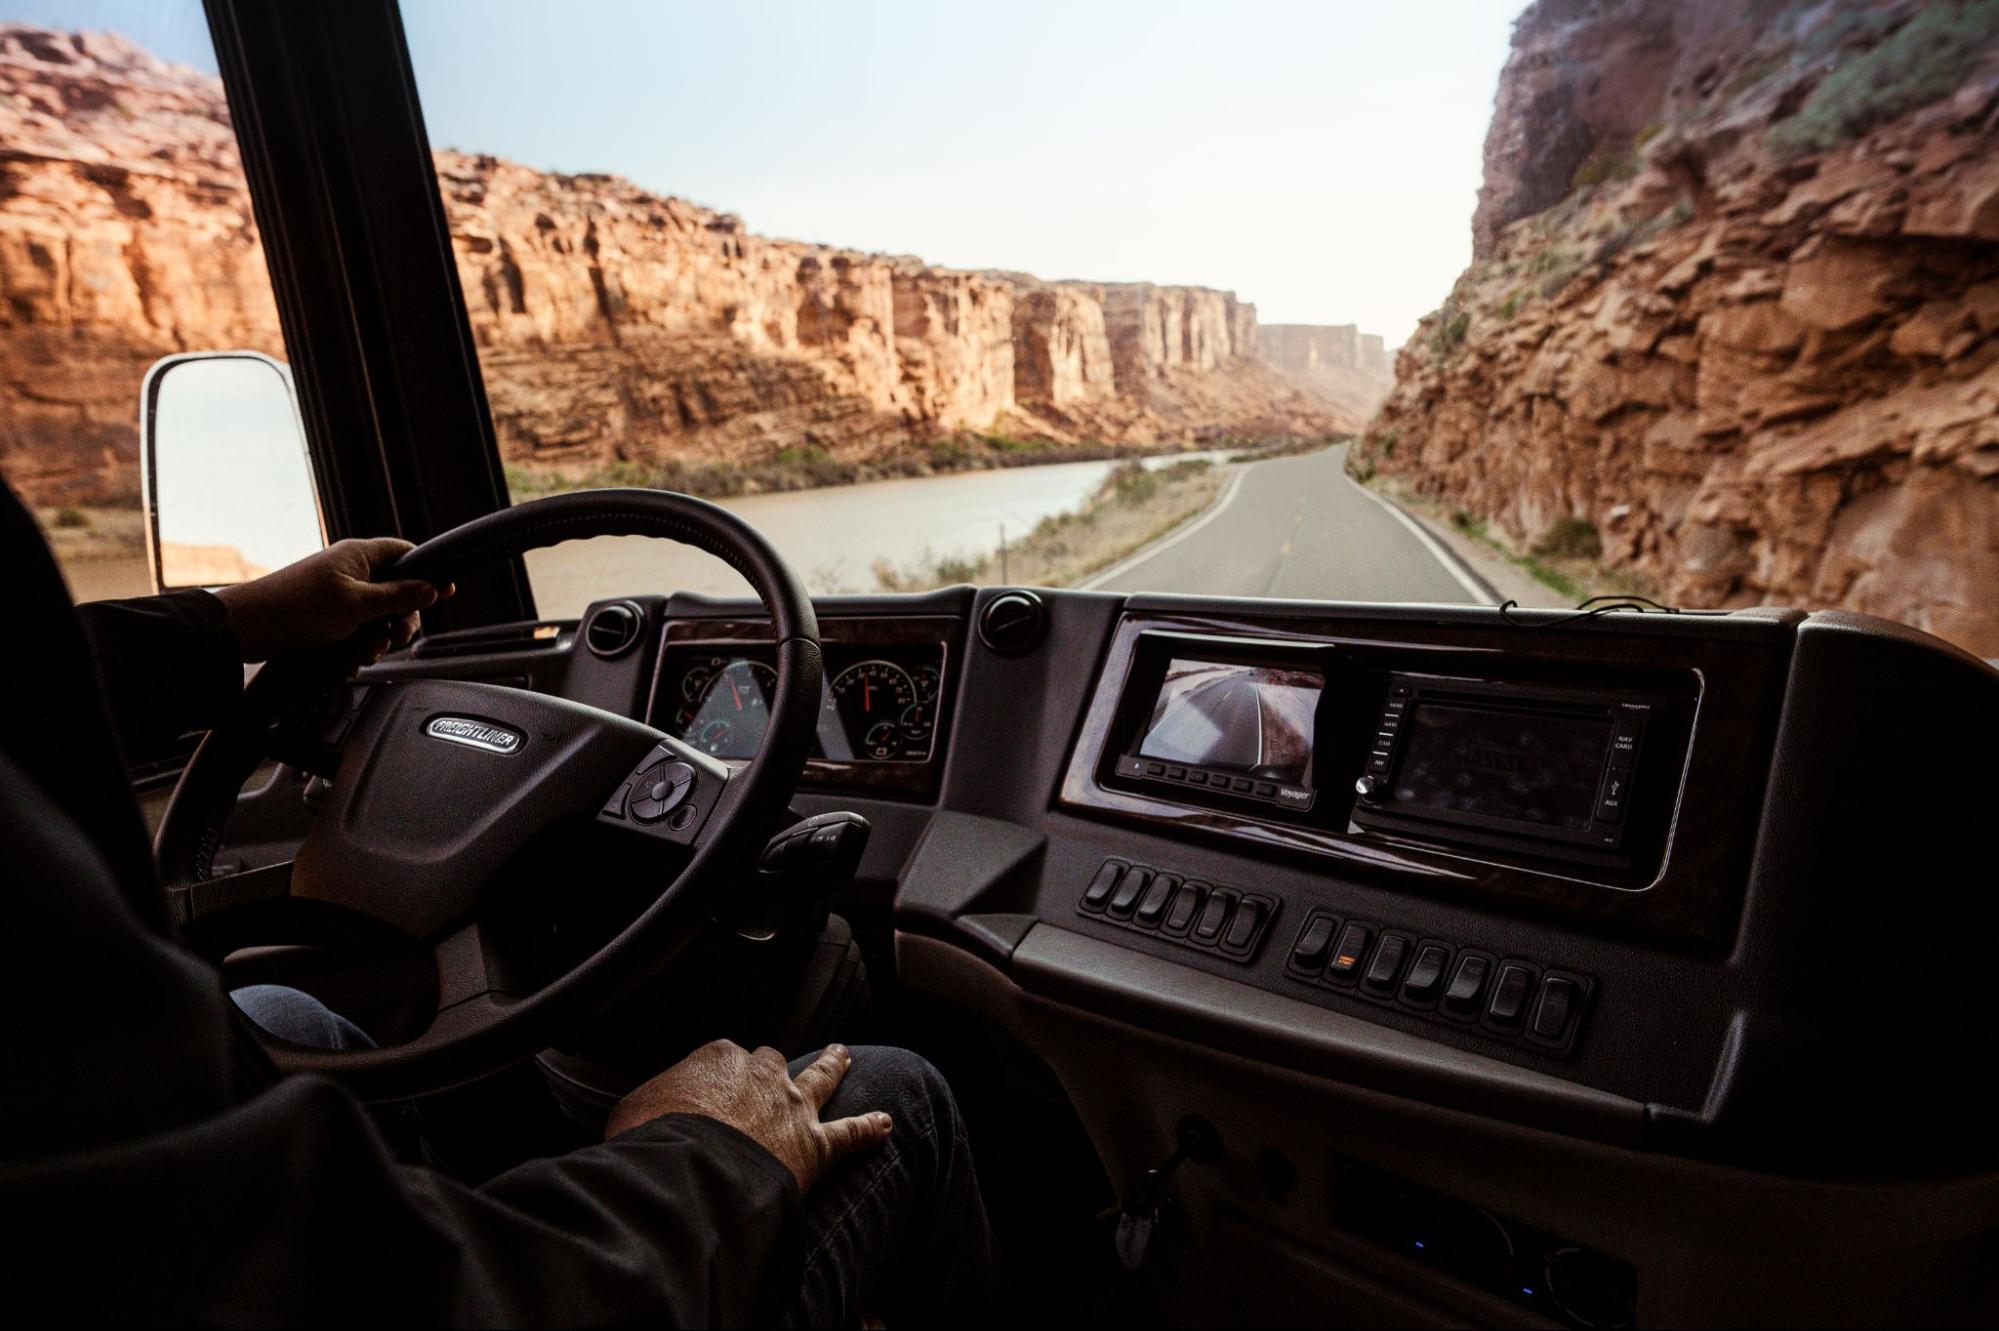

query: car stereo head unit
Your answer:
[1350,673,1653,857]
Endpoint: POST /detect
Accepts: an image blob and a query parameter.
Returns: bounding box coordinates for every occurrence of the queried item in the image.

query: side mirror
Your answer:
[140,351,326,592]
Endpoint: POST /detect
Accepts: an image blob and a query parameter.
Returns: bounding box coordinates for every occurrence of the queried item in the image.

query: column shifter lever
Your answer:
[727,812,871,942]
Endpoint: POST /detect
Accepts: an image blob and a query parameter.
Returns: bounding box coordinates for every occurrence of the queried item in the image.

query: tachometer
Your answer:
[830,660,917,760]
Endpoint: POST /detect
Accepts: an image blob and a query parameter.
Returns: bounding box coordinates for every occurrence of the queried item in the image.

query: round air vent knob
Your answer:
[583,600,645,659]
[978,589,1047,655]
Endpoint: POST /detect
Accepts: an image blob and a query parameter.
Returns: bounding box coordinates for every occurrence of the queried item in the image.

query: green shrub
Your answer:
[1428,303,1471,361]
[1496,289,1524,321]
[52,506,89,529]
[1570,147,1639,192]
[1103,462,1161,507]
[1768,0,1999,158]
[1534,516,1603,559]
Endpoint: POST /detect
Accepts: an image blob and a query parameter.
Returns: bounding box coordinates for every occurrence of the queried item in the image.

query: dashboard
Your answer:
[321,580,1996,1328]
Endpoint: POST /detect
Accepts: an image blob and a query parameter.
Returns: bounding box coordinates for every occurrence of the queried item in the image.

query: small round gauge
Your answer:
[830,660,917,760]
[913,663,941,702]
[683,659,777,757]
[899,702,932,744]
[680,655,728,702]
[864,720,902,760]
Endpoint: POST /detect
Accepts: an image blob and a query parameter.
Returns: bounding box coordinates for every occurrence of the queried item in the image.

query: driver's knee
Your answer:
[230,985,374,1052]
[810,1045,969,1189]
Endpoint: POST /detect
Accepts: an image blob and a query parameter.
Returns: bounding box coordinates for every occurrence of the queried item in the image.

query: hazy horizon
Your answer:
[5,0,1523,346]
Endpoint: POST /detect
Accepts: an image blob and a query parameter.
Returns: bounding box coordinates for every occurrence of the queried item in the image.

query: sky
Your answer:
[8,0,1523,347]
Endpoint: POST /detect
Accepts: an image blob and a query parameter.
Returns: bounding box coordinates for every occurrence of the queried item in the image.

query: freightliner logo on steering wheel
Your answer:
[424,716,524,754]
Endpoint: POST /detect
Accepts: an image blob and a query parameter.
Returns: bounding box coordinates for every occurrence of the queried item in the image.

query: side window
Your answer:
[0,11,291,601]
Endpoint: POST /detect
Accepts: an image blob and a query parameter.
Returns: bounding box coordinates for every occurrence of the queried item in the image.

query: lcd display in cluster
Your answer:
[1137,659,1322,784]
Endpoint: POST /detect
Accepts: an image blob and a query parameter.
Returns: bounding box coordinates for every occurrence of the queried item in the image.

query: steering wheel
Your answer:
[154,490,822,1102]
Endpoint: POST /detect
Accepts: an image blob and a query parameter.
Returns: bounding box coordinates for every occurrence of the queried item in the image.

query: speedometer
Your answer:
[679,658,777,757]
[829,660,917,760]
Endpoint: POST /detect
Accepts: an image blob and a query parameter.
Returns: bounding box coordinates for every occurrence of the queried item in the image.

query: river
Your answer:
[52,452,1226,615]
[523,452,1224,618]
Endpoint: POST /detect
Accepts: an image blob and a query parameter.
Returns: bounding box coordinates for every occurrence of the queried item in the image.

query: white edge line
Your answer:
[1075,467,1248,591]
[1343,468,1498,605]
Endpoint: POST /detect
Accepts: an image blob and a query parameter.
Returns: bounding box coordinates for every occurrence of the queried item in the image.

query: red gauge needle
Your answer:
[728,677,743,711]
[864,679,873,711]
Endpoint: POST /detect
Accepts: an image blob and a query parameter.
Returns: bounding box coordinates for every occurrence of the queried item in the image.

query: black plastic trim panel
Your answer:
[1006,924,1646,1148]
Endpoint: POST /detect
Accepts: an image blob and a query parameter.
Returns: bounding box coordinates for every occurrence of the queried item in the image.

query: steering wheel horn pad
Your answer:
[292,678,670,937]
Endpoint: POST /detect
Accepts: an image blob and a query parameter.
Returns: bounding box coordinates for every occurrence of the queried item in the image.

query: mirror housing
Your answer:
[140,351,326,593]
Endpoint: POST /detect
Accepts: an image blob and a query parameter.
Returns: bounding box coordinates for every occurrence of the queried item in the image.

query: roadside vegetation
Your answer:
[1434,504,1652,604]
[1225,434,1342,464]
[1347,462,1656,606]
[871,459,1224,593]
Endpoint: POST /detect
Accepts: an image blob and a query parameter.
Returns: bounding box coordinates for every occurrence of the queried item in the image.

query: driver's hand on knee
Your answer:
[213,538,452,668]
[605,1040,892,1192]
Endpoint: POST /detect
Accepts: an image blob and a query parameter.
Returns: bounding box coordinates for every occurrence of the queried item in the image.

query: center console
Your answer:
[1061,610,1785,945]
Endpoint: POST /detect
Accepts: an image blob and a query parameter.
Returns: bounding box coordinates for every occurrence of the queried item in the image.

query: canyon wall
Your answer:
[0,26,283,505]
[0,24,1389,510]
[1361,0,1999,656]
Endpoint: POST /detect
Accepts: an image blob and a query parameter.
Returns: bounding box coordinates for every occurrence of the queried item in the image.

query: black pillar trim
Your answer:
[203,0,533,628]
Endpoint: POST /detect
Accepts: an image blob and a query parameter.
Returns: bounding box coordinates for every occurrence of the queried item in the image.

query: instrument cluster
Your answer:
[655,643,945,764]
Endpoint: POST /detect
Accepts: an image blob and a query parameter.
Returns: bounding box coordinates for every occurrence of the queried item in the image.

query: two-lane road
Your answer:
[1085,442,1492,604]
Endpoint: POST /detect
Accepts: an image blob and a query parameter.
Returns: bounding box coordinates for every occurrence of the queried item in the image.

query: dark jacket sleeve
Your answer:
[1,748,806,1329]
[75,588,243,763]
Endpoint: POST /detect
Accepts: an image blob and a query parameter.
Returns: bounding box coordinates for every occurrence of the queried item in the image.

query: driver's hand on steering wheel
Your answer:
[605,1041,892,1192]
[214,538,454,671]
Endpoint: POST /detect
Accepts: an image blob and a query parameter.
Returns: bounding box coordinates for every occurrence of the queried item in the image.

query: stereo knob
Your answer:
[1355,775,1385,802]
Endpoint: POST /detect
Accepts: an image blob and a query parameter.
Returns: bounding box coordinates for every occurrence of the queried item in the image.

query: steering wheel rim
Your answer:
[155,488,821,1101]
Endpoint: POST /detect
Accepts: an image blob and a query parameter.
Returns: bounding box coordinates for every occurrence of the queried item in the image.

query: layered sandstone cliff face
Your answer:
[0,26,282,505]
[0,23,1391,509]
[1363,0,1999,655]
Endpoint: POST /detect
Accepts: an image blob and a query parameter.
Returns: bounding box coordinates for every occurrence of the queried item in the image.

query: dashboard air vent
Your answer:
[584,600,645,659]
[978,590,1047,656]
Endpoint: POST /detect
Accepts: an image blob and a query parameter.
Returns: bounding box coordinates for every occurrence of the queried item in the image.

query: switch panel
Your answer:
[1077,858,1277,963]
[1282,908,1593,1056]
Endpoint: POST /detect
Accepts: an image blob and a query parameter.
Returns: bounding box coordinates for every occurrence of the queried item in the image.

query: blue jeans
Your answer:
[231,987,999,1327]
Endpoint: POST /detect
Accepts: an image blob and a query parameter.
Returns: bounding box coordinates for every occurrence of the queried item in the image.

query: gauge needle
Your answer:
[864,678,873,711]
[729,676,743,711]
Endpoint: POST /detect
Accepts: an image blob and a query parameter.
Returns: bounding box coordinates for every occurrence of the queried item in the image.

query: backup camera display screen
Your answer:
[1137,659,1322,784]
[1393,702,1611,830]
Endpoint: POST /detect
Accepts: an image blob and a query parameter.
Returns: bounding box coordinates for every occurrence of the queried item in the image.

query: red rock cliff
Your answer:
[0,24,1391,507]
[1362,0,1999,656]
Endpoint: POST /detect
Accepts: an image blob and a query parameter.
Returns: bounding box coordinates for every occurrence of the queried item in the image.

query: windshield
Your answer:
[4,1,1994,660]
